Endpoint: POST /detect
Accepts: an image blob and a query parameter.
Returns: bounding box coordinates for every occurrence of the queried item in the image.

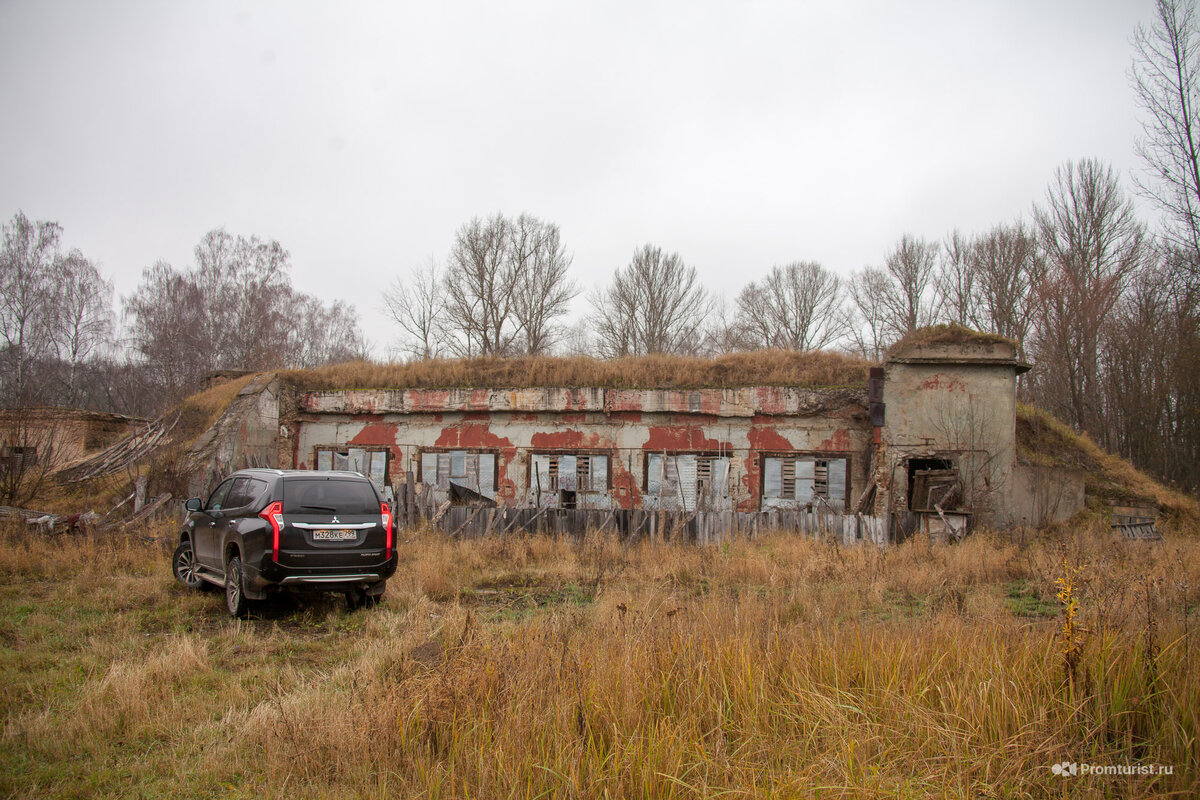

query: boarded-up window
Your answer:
[420,450,496,499]
[314,447,388,489]
[645,453,730,511]
[530,453,608,493]
[762,455,847,510]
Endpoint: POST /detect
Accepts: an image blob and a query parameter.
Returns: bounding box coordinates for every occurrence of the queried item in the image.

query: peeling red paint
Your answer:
[918,373,967,392]
[348,422,400,447]
[531,428,608,449]
[434,423,514,450]
[754,386,788,415]
[609,454,643,508]
[817,428,853,452]
[747,426,794,452]
[739,454,759,512]
[408,390,453,412]
[643,425,729,452]
[739,429,778,511]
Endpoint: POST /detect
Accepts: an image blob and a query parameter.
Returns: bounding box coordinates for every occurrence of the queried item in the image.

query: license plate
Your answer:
[312,529,357,542]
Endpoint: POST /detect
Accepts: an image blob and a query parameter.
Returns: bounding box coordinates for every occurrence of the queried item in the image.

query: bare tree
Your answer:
[591,244,711,357]
[510,215,577,355]
[1131,0,1200,267]
[124,260,212,398]
[557,319,595,357]
[971,221,1044,354]
[847,267,893,360]
[52,252,114,405]
[382,257,446,360]
[1031,159,1145,439]
[442,213,577,357]
[125,228,367,400]
[880,234,941,338]
[701,295,757,354]
[197,229,294,371]
[443,214,517,356]
[290,294,371,367]
[735,261,846,351]
[937,230,976,327]
[0,212,63,405]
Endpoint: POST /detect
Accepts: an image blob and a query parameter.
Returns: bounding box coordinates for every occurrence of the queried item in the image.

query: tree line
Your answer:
[0,221,367,416]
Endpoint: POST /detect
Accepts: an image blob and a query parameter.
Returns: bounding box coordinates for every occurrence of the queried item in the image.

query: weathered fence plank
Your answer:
[413,503,889,544]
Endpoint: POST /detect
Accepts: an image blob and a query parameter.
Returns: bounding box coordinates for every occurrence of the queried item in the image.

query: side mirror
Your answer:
[184,498,203,512]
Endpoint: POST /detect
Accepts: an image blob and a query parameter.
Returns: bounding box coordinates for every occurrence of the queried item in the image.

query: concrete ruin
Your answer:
[0,407,145,472]
[185,334,1084,538]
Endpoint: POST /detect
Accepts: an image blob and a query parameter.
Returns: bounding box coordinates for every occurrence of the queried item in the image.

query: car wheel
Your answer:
[225,555,251,618]
[172,540,211,591]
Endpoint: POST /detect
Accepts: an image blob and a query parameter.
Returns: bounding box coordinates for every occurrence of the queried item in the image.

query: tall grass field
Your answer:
[1,521,1197,798]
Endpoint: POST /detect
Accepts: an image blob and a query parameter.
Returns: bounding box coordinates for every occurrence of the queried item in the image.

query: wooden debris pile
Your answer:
[56,413,179,484]
[1,505,102,534]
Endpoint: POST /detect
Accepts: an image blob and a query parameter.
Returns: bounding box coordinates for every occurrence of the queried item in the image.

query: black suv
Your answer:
[172,469,396,617]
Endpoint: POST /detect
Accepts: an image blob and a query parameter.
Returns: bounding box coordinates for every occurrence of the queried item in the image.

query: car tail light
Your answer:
[259,501,284,561]
[380,501,393,559]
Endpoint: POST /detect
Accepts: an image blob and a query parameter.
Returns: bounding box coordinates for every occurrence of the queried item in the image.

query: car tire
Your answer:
[225,555,252,618]
[172,540,212,591]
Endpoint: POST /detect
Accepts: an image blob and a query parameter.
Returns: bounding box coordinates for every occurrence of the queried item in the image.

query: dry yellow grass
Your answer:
[1,521,1197,798]
[887,323,1019,355]
[280,349,873,392]
[173,372,259,447]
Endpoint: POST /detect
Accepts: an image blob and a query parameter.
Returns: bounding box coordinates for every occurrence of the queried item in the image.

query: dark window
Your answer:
[206,479,235,511]
[906,458,958,511]
[226,477,267,509]
[1,445,37,470]
[282,478,380,515]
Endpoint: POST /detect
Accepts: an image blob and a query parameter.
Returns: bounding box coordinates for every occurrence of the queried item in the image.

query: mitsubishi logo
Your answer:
[331,515,340,524]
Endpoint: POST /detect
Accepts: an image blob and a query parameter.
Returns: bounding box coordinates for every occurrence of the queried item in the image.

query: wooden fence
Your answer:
[392,480,887,545]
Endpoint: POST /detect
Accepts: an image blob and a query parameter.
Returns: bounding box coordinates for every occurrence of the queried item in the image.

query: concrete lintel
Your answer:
[299,385,865,417]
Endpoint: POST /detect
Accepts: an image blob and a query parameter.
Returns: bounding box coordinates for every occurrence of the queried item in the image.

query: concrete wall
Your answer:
[878,339,1026,526]
[0,409,142,469]
[184,374,281,497]
[289,387,871,512]
[1011,464,1086,527]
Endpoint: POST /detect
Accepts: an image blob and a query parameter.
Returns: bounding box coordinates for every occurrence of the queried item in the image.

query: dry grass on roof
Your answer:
[887,324,1017,357]
[281,349,873,392]
[173,373,259,448]
[1016,404,1200,524]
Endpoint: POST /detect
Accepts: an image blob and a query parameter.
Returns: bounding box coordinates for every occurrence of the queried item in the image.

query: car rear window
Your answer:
[282,478,379,515]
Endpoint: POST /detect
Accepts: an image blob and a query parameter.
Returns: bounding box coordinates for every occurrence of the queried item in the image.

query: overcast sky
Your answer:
[0,0,1158,355]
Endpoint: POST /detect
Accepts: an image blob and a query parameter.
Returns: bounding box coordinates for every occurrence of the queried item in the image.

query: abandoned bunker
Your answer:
[184,330,1083,534]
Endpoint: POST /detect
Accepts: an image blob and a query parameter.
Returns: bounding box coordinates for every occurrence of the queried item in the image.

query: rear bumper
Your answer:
[279,572,382,585]
[245,554,397,598]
